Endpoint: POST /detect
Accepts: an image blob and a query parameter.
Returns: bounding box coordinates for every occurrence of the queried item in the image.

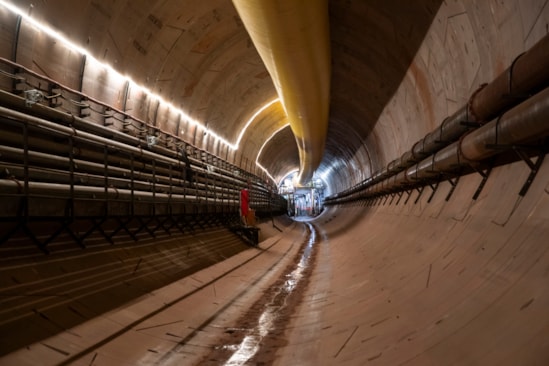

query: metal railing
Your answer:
[0,59,286,253]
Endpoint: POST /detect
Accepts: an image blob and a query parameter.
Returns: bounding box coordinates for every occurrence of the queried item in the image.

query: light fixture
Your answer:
[0,0,236,147]
[255,123,291,183]
[0,1,287,178]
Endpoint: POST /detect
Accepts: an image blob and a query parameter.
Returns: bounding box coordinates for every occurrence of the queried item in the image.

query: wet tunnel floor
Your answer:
[4,166,549,366]
[200,223,319,365]
[0,219,319,365]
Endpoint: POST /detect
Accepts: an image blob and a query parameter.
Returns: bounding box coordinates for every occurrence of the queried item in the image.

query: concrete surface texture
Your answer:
[1,0,549,365]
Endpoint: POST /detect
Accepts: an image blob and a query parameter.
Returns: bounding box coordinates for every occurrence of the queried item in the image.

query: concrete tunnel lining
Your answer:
[1,0,549,365]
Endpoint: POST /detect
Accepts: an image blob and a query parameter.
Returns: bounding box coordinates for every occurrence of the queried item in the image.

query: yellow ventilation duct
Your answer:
[232,0,331,184]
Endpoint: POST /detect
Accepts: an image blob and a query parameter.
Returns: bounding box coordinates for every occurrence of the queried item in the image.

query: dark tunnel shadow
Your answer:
[325,0,445,171]
[0,228,251,356]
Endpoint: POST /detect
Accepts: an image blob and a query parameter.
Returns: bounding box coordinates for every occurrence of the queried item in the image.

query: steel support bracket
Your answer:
[133,217,156,238]
[445,176,461,202]
[43,219,84,249]
[150,216,172,236]
[427,181,440,203]
[389,193,397,205]
[22,224,50,254]
[472,166,493,200]
[484,143,547,197]
[81,217,113,245]
[514,147,546,197]
[414,186,425,204]
[109,217,137,242]
[404,189,414,205]
[374,193,383,206]
[395,191,404,205]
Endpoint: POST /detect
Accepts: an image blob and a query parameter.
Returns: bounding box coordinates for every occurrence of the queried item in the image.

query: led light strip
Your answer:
[235,98,279,147]
[255,123,292,183]
[0,0,283,161]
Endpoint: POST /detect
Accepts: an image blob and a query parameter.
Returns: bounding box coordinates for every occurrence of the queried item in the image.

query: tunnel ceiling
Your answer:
[257,125,299,184]
[1,0,442,190]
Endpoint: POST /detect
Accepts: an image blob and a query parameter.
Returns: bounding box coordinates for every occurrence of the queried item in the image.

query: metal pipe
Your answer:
[0,89,253,186]
[461,88,549,160]
[0,163,215,197]
[0,116,261,216]
[469,34,549,122]
[0,179,238,204]
[0,108,251,192]
[231,0,331,184]
[403,33,549,168]
[0,144,243,200]
[327,33,549,203]
[0,105,183,166]
[0,70,286,224]
[390,85,549,194]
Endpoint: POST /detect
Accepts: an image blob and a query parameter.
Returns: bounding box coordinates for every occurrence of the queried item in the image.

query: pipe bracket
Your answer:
[468,83,488,122]
[518,152,544,197]
[505,52,528,100]
[414,186,425,204]
[457,130,477,166]
[512,145,547,197]
[8,176,23,194]
[427,182,440,203]
[472,165,493,201]
[445,176,461,202]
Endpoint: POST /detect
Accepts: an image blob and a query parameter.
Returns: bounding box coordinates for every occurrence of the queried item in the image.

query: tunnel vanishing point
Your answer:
[1,0,549,365]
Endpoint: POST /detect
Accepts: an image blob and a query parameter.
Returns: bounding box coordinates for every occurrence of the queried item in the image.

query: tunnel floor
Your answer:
[0,218,315,365]
[2,159,549,366]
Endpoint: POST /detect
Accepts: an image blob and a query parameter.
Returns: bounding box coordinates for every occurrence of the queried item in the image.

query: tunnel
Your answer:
[1,0,549,365]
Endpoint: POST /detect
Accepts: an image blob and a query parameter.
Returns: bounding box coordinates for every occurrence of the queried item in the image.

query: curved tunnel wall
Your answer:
[1,0,549,364]
[325,0,549,192]
[2,1,547,191]
[305,3,549,363]
[0,0,282,177]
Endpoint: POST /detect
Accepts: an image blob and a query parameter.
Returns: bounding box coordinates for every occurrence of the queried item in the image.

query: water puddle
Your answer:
[219,223,318,365]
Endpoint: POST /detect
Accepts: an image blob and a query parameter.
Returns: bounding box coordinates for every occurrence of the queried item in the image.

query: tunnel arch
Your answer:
[1,0,549,365]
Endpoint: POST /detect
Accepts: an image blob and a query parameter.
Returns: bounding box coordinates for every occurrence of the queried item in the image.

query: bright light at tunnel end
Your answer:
[0,0,282,179]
